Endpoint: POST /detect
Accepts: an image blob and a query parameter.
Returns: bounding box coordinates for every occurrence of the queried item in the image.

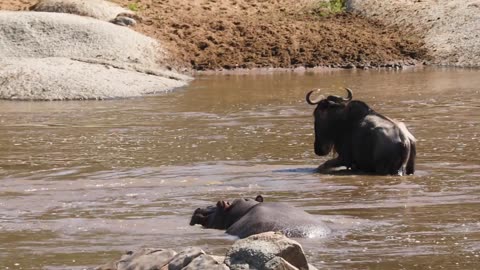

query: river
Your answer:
[0,67,479,269]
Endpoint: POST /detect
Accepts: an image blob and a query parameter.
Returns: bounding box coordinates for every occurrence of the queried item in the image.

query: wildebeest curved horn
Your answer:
[343,88,353,101]
[306,89,324,105]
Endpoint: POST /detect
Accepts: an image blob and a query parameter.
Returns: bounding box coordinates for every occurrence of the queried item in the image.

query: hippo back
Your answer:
[226,202,330,239]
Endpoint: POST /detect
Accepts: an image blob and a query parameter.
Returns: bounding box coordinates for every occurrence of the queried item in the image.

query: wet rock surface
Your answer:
[95,232,317,270]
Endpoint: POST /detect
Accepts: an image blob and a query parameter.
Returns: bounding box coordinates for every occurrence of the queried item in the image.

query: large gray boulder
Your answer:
[0,11,161,67]
[0,11,190,100]
[225,232,310,270]
[0,57,188,100]
[347,0,480,67]
[30,0,133,22]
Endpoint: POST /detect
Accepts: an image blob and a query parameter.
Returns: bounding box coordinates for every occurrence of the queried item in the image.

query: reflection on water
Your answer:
[0,67,479,269]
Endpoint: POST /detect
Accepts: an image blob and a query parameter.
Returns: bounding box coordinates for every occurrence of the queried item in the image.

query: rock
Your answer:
[0,11,190,100]
[96,248,177,270]
[94,233,318,270]
[167,247,205,270]
[0,11,164,68]
[264,257,299,270]
[0,57,188,100]
[29,0,133,21]
[225,232,310,270]
[110,15,136,26]
[181,254,230,270]
[210,255,227,265]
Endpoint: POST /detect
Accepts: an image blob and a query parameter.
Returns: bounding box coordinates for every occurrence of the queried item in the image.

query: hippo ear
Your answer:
[255,195,264,202]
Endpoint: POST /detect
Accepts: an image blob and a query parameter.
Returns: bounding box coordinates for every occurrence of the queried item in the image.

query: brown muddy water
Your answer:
[0,68,479,270]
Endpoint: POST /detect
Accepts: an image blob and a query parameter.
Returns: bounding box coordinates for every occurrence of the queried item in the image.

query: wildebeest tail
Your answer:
[406,140,416,175]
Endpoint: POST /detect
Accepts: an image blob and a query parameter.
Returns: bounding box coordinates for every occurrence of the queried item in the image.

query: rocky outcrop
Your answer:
[95,232,319,270]
[0,57,188,100]
[0,11,161,68]
[347,0,480,67]
[29,0,134,22]
[0,10,190,100]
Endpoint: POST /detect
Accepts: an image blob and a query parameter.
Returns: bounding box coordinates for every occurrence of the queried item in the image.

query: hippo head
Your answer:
[190,195,264,230]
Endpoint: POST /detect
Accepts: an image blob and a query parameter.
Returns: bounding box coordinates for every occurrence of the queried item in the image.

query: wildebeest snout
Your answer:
[314,141,332,156]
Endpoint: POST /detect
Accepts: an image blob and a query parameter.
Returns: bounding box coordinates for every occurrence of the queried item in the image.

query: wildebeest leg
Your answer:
[317,158,345,172]
[406,140,416,175]
[374,142,406,175]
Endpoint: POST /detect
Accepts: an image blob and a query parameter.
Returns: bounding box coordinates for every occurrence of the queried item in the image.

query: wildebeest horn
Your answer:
[326,88,353,103]
[344,88,353,101]
[306,89,325,105]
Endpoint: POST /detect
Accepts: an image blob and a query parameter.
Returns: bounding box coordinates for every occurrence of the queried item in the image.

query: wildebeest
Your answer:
[306,88,416,175]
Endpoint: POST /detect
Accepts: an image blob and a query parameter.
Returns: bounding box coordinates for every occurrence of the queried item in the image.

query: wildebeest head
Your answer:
[306,88,353,156]
[190,195,264,229]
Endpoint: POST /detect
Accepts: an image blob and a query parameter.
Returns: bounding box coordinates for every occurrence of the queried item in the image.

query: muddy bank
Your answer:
[130,0,426,71]
[348,0,480,68]
[2,0,426,71]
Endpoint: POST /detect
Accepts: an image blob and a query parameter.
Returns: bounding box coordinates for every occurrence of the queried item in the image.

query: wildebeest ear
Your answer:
[255,195,264,202]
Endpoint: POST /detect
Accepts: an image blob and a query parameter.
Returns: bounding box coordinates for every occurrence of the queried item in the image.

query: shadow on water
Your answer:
[0,67,479,269]
[272,167,318,174]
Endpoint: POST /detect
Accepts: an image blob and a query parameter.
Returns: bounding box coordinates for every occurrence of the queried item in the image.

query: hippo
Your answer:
[189,195,330,238]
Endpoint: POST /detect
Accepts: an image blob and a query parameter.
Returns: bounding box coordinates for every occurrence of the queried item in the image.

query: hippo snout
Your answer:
[189,206,216,227]
[189,208,202,226]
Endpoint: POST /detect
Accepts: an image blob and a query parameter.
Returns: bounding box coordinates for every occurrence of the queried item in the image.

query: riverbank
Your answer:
[1,0,426,72]
[348,0,480,68]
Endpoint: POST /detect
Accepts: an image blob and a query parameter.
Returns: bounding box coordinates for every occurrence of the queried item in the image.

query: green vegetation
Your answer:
[128,2,139,12]
[313,0,347,16]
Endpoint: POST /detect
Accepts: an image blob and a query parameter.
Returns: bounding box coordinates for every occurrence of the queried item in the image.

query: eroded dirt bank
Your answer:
[2,0,426,71]
[348,0,480,68]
